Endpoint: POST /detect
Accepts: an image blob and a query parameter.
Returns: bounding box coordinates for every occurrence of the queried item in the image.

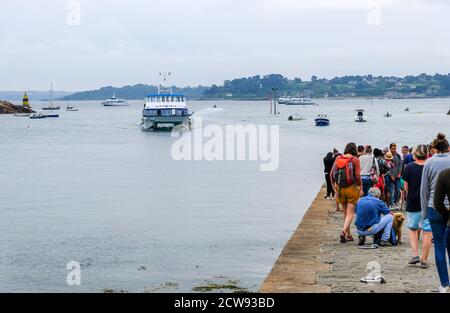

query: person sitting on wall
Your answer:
[355,187,394,247]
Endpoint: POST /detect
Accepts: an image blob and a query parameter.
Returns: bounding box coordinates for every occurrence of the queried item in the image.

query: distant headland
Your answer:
[3,73,450,102]
[58,73,450,101]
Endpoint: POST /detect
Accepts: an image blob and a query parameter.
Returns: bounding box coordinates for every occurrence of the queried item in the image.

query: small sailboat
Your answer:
[354,109,367,122]
[66,99,79,111]
[42,82,60,110]
[315,113,330,126]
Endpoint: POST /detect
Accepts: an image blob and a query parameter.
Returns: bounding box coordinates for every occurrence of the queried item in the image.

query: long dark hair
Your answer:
[344,142,358,157]
[431,133,449,153]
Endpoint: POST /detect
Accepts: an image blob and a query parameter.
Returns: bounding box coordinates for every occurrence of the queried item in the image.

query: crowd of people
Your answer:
[324,133,450,293]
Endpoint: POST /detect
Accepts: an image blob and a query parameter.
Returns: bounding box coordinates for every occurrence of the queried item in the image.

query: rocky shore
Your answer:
[0,101,35,114]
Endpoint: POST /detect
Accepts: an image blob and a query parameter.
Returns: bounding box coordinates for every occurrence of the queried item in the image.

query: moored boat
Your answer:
[315,113,330,126]
[102,93,128,106]
[279,96,315,106]
[354,109,367,122]
[29,113,47,119]
[42,82,61,110]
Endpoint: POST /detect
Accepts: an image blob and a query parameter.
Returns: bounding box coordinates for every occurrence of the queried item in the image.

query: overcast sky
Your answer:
[1,0,450,91]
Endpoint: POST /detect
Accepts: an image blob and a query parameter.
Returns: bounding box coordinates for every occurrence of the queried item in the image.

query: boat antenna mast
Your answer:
[50,81,54,107]
[158,72,172,94]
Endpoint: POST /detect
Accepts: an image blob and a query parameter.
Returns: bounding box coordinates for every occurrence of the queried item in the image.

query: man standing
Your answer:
[355,187,394,247]
[390,143,403,208]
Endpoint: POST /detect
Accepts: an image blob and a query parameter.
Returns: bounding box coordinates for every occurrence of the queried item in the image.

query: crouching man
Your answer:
[355,187,394,247]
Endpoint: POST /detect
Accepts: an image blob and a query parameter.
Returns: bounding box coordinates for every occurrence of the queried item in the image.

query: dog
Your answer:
[392,212,405,244]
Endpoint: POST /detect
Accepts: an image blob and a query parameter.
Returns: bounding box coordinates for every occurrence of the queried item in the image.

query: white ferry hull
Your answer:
[141,116,190,130]
[102,102,129,106]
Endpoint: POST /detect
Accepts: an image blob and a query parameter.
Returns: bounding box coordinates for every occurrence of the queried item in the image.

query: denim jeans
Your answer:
[357,214,393,241]
[388,178,400,205]
[428,207,450,287]
[362,176,372,197]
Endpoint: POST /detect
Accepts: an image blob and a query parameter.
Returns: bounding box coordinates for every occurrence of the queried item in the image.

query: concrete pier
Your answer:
[260,186,440,293]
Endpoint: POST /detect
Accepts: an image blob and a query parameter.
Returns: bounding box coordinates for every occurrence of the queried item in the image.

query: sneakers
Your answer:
[420,261,429,269]
[380,240,392,247]
[408,256,421,265]
[439,285,449,293]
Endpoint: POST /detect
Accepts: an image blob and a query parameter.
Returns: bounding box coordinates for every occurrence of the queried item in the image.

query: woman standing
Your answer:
[420,133,450,293]
[331,143,362,243]
[403,145,432,268]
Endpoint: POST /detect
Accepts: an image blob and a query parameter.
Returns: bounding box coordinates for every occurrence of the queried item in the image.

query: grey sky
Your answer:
[1,0,450,91]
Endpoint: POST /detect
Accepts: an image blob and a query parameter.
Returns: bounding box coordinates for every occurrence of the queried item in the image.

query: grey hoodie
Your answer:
[421,153,450,219]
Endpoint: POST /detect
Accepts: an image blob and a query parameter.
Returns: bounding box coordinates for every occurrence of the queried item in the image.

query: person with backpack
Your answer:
[360,145,380,197]
[374,148,390,203]
[330,142,362,243]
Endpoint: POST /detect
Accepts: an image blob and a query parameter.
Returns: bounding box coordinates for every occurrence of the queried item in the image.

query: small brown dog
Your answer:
[392,212,405,244]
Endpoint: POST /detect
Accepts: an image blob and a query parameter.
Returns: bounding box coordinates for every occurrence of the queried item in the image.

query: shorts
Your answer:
[407,211,432,232]
[337,185,360,205]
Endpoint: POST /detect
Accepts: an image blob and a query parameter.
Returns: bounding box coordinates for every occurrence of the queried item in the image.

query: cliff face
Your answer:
[0,101,35,114]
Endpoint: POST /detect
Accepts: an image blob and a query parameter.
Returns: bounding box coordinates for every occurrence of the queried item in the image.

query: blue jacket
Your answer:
[355,195,391,231]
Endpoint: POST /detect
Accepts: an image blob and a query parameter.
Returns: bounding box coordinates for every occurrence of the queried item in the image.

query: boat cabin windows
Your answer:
[146,95,185,103]
[143,108,189,117]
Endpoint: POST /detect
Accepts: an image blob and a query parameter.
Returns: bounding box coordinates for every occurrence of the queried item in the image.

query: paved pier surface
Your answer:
[260,186,440,293]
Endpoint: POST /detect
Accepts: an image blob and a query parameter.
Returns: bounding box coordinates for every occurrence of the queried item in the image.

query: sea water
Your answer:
[0,98,448,292]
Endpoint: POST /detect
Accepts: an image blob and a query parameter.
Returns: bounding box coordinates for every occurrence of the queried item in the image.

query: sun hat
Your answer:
[385,152,393,160]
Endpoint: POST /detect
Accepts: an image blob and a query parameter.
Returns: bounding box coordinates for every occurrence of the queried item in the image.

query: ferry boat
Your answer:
[354,109,367,122]
[278,96,315,106]
[315,113,330,126]
[141,89,192,130]
[102,93,128,106]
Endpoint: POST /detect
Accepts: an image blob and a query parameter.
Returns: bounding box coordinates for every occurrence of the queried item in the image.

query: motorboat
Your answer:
[384,112,392,117]
[29,113,47,119]
[288,114,305,121]
[315,113,330,126]
[102,93,128,106]
[141,88,192,130]
[355,109,367,122]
